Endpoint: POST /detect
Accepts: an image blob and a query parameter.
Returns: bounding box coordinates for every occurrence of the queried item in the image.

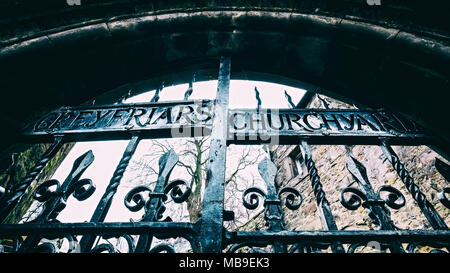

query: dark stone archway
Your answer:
[0,0,449,155]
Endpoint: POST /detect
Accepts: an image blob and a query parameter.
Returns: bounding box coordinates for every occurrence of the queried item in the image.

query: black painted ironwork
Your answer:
[18,150,95,252]
[380,140,448,230]
[1,57,449,253]
[199,56,230,253]
[228,108,432,146]
[124,149,191,253]
[300,140,345,253]
[435,158,450,209]
[79,135,141,252]
[0,136,64,223]
[342,156,405,252]
[238,157,302,253]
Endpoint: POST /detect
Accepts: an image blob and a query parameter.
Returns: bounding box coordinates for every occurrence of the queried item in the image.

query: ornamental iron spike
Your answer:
[284,90,296,109]
[241,157,302,252]
[184,76,194,100]
[343,156,405,252]
[129,148,191,253]
[254,87,262,110]
[18,150,95,252]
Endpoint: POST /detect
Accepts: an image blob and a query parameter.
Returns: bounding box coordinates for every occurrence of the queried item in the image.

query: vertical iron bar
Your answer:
[258,158,286,252]
[0,136,64,223]
[300,140,345,253]
[379,140,448,230]
[199,56,230,253]
[79,135,140,252]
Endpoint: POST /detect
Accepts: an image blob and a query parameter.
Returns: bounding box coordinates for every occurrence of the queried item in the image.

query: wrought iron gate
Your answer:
[0,57,449,253]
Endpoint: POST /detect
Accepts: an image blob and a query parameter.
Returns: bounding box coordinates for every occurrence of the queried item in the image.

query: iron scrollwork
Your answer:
[89,233,135,253]
[30,151,96,223]
[17,150,96,252]
[124,179,191,222]
[124,149,192,253]
[239,157,302,253]
[342,156,405,252]
[242,158,302,229]
[340,185,406,212]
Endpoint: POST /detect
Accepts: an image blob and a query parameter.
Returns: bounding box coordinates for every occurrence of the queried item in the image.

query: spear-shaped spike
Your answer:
[120,89,132,103]
[317,95,330,109]
[158,149,179,179]
[151,85,163,103]
[184,77,194,100]
[258,157,277,193]
[254,87,262,110]
[346,156,370,186]
[67,150,95,183]
[284,90,296,108]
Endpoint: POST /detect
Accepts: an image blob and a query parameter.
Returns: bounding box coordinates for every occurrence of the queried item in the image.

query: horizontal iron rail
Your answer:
[225,230,450,244]
[0,222,197,237]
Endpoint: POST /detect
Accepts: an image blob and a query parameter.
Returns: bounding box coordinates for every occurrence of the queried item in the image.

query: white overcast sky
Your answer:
[45,80,306,223]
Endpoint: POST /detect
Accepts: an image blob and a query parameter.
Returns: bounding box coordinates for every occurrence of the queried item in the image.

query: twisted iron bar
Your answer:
[300,140,345,253]
[380,141,448,230]
[300,142,330,210]
[0,137,64,223]
[80,135,140,252]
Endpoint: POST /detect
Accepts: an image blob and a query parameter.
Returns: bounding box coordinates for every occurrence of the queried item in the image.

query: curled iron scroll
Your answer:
[149,243,176,253]
[340,186,405,211]
[340,187,367,210]
[377,185,406,210]
[89,234,135,253]
[33,179,61,202]
[67,178,96,201]
[278,187,302,210]
[124,186,152,212]
[407,241,449,253]
[164,179,191,203]
[242,187,266,210]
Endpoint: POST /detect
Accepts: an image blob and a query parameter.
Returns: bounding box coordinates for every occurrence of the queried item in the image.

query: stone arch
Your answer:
[0,1,448,154]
